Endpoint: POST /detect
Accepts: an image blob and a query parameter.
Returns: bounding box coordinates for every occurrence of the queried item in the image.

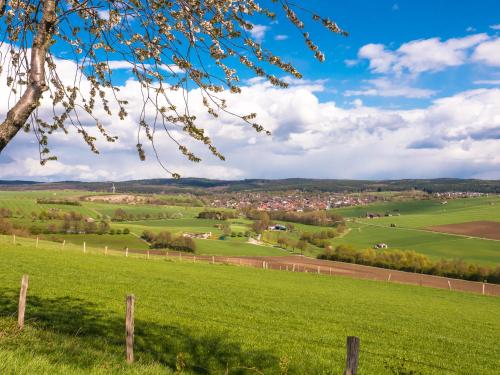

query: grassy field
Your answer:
[325,196,500,264]
[0,236,499,374]
[2,190,499,263]
[42,233,151,251]
[332,196,500,225]
[194,238,287,257]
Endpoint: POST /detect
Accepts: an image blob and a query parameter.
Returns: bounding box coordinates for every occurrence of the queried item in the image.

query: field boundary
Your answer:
[356,221,500,242]
[6,234,497,296]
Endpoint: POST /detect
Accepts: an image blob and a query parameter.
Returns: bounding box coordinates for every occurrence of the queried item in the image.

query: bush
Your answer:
[123,228,130,234]
[116,229,122,235]
[0,219,14,234]
[109,229,116,235]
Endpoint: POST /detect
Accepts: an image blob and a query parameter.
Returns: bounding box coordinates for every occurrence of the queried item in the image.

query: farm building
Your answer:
[374,243,388,249]
[268,224,287,231]
[183,232,212,239]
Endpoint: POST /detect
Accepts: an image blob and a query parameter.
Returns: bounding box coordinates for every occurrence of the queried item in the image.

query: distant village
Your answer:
[210,191,382,211]
[208,190,491,212]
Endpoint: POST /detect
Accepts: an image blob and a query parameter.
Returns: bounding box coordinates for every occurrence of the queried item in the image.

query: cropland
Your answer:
[427,220,500,240]
[328,196,500,266]
[0,236,499,374]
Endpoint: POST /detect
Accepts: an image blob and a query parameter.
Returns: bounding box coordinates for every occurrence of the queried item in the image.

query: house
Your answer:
[268,224,287,231]
[183,232,211,239]
[374,243,388,249]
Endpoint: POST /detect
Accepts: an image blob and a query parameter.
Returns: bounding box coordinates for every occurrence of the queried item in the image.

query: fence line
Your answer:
[1,236,497,296]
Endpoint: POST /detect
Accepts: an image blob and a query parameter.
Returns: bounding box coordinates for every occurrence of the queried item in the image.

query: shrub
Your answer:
[123,228,130,234]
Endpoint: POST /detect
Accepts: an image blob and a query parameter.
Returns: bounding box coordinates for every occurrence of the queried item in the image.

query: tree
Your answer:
[0,1,346,175]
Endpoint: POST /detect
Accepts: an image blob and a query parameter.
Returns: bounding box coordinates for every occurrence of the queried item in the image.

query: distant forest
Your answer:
[0,178,499,194]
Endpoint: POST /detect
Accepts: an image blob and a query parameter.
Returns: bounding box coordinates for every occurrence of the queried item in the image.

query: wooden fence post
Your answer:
[126,295,135,363]
[344,336,360,375]
[61,240,65,250]
[147,250,150,260]
[105,246,108,255]
[83,242,86,253]
[482,280,486,295]
[387,273,392,282]
[13,234,16,244]
[18,275,29,329]
[447,280,452,290]
[212,256,215,264]
[317,266,320,274]
[36,236,39,248]
[126,247,128,257]
[292,264,295,272]
[329,267,332,275]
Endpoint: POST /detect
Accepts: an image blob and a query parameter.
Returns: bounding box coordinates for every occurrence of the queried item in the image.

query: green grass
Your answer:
[41,233,150,251]
[331,222,500,265]
[323,196,500,264]
[85,202,203,219]
[113,218,225,238]
[333,196,500,226]
[194,238,287,257]
[0,236,499,374]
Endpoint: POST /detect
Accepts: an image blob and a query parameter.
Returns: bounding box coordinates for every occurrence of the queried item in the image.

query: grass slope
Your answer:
[0,236,499,374]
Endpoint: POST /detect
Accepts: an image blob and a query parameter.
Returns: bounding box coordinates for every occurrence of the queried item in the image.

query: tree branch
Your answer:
[0,0,56,152]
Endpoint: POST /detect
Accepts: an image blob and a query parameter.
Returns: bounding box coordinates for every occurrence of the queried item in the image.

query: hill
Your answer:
[1,177,499,193]
[0,236,499,374]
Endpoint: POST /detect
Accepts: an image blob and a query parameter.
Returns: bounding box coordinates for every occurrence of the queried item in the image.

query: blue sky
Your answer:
[0,0,499,181]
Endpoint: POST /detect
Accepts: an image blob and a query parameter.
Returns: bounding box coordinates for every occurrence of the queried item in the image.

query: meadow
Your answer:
[325,196,500,265]
[1,190,499,264]
[0,236,499,374]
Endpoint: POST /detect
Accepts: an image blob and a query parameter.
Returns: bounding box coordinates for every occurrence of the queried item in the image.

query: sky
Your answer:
[1,0,500,181]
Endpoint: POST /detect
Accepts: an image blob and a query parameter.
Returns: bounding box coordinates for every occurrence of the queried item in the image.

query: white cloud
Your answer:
[358,34,489,75]
[274,34,288,41]
[473,79,500,85]
[344,59,359,67]
[249,24,269,42]
[345,78,436,98]
[490,24,500,30]
[103,60,183,74]
[466,26,477,33]
[472,38,500,66]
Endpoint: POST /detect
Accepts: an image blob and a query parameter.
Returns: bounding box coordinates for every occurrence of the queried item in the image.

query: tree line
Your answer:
[111,209,181,222]
[319,245,500,284]
[244,208,345,228]
[197,211,238,220]
[141,231,196,253]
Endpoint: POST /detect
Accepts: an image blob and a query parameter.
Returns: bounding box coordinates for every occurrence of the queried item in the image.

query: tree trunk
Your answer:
[0,0,56,152]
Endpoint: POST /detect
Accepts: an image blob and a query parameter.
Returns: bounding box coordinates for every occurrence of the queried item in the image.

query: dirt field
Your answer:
[126,249,500,296]
[427,220,500,240]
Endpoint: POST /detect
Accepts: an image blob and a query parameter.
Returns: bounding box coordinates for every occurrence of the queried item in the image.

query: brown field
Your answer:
[427,220,500,240]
